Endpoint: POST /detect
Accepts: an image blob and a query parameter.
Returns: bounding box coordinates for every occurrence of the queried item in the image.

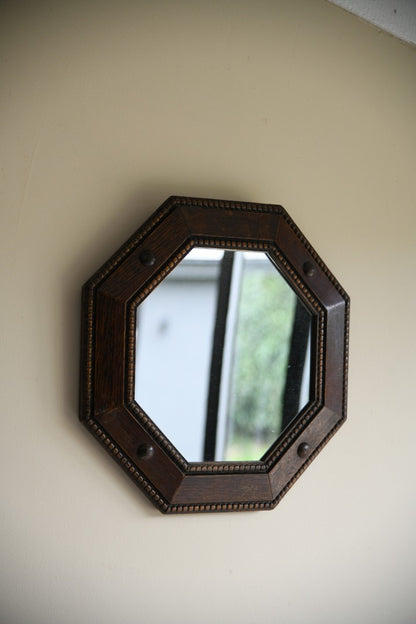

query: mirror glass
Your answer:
[135,248,312,462]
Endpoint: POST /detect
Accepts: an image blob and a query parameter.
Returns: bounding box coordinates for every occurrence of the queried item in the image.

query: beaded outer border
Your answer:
[80,196,349,513]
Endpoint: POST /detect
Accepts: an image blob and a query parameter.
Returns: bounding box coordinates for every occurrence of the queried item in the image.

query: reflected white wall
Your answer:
[135,273,217,461]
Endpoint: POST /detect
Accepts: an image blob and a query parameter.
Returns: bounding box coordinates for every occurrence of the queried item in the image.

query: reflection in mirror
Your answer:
[135,249,312,463]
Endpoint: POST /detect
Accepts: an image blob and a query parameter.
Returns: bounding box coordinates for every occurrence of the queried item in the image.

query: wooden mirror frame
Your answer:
[80,196,349,514]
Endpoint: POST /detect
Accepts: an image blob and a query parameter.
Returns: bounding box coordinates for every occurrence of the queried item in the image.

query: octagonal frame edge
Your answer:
[79,196,349,514]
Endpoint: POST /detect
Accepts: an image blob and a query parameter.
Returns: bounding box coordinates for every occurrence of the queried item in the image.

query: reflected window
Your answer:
[135,248,311,462]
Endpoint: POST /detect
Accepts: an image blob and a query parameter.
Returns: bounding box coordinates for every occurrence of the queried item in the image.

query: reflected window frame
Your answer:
[134,248,313,463]
[80,196,349,514]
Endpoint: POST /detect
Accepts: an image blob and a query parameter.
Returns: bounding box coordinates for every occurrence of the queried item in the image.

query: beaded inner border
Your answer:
[126,237,325,474]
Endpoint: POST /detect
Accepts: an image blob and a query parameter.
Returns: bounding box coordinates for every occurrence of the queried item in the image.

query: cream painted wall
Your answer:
[1,1,415,623]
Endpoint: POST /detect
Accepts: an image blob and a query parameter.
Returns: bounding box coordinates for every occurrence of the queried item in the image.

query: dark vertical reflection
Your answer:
[203,251,234,461]
[281,300,311,431]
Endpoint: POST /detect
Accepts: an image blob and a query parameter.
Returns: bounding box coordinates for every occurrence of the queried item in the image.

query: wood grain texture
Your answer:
[80,196,349,513]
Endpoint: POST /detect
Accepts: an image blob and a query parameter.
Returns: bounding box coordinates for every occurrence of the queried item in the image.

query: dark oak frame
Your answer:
[80,196,349,513]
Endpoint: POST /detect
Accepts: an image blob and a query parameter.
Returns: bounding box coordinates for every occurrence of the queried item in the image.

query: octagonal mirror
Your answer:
[135,248,312,463]
[80,196,349,513]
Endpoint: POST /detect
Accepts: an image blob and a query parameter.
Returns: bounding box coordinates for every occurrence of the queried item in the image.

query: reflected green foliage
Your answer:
[225,264,296,460]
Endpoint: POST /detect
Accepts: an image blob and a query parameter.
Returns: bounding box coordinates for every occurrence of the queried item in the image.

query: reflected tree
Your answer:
[225,268,296,459]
